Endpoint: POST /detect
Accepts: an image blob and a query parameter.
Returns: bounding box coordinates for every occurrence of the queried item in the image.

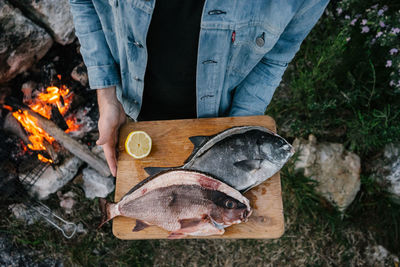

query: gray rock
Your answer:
[0,0,53,83]
[293,135,361,211]
[8,203,41,225]
[9,0,75,45]
[0,235,64,266]
[82,167,115,199]
[71,62,88,86]
[57,191,76,214]
[371,143,400,201]
[21,157,83,199]
[365,245,399,266]
[76,222,88,235]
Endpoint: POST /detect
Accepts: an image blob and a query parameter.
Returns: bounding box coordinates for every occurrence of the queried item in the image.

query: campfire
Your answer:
[0,41,117,240]
[2,75,110,177]
[9,83,81,163]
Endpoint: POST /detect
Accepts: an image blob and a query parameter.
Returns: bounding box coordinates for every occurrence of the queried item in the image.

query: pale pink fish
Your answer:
[99,169,252,239]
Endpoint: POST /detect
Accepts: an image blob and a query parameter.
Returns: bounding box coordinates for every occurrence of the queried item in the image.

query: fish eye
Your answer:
[224,199,236,209]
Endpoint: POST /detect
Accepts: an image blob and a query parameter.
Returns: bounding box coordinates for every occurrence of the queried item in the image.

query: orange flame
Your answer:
[12,85,81,163]
[3,105,13,111]
[38,154,53,163]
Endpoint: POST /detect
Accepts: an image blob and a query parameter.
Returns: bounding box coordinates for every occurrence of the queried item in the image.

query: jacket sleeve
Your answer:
[69,0,120,89]
[229,0,329,116]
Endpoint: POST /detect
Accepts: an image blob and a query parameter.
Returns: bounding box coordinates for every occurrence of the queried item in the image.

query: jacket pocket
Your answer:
[228,24,279,77]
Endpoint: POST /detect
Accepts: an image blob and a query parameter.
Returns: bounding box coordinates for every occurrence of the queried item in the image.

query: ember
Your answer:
[12,85,81,162]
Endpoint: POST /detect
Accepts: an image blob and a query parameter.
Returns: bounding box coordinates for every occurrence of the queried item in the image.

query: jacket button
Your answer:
[133,77,142,82]
[256,33,265,47]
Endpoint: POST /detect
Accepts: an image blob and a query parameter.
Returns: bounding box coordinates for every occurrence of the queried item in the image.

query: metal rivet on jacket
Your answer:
[256,32,265,47]
[133,41,143,48]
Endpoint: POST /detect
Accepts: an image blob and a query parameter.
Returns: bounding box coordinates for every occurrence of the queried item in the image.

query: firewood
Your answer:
[4,97,111,177]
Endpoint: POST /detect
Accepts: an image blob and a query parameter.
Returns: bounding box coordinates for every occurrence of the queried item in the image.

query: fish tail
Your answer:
[97,198,117,229]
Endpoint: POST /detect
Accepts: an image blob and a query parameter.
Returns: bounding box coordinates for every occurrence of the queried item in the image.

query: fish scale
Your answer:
[99,169,251,239]
[145,126,294,192]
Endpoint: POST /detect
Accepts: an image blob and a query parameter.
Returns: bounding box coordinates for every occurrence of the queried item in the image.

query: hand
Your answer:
[95,86,126,177]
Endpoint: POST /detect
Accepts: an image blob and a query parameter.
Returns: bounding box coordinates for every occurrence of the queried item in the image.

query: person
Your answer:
[69,0,329,176]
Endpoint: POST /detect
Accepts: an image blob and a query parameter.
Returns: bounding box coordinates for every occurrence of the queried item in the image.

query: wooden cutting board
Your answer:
[113,115,284,239]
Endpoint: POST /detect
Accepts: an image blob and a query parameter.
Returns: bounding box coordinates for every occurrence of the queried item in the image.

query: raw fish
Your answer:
[99,169,252,239]
[146,126,294,192]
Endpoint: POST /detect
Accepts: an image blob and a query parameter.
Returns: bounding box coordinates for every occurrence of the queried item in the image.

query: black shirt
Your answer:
[138,0,205,121]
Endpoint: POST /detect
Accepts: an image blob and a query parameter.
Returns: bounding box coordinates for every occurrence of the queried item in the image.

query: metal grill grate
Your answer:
[19,161,50,189]
[14,161,77,239]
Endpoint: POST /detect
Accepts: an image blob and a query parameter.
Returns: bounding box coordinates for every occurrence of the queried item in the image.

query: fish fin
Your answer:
[167,232,186,239]
[233,159,263,172]
[178,218,202,229]
[132,220,150,232]
[144,167,172,176]
[188,135,209,148]
[183,135,213,164]
[97,198,116,229]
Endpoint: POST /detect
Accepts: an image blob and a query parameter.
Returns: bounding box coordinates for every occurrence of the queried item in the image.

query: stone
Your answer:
[82,167,115,199]
[293,135,361,211]
[9,0,75,45]
[8,203,41,225]
[0,0,53,83]
[0,236,64,266]
[57,191,76,214]
[21,156,83,199]
[76,222,88,235]
[71,62,88,86]
[365,245,399,265]
[371,143,400,201]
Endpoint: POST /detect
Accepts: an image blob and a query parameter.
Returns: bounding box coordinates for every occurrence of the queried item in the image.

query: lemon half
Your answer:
[125,130,152,159]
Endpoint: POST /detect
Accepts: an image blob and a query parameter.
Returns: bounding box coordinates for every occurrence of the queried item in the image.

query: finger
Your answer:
[102,141,117,177]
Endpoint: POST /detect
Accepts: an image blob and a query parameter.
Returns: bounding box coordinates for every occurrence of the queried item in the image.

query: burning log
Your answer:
[27,107,111,176]
[3,112,30,144]
[5,97,111,177]
[50,103,68,131]
[42,139,59,164]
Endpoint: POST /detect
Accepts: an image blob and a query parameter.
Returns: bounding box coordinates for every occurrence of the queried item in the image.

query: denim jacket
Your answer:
[69,0,329,120]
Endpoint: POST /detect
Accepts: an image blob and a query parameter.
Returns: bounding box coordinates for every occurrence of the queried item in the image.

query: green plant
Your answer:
[268,1,400,155]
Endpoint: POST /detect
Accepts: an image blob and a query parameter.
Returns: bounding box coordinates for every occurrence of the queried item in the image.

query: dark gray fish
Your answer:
[146,126,294,192]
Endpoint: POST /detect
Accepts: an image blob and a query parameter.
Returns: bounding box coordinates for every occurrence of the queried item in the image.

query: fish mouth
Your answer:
[241,209,253,222]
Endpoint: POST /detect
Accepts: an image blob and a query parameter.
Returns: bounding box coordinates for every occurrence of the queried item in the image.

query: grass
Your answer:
[266,0,400,258]
[2,162,397,266]
[0,185,158,266]
[267,8,400,155]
